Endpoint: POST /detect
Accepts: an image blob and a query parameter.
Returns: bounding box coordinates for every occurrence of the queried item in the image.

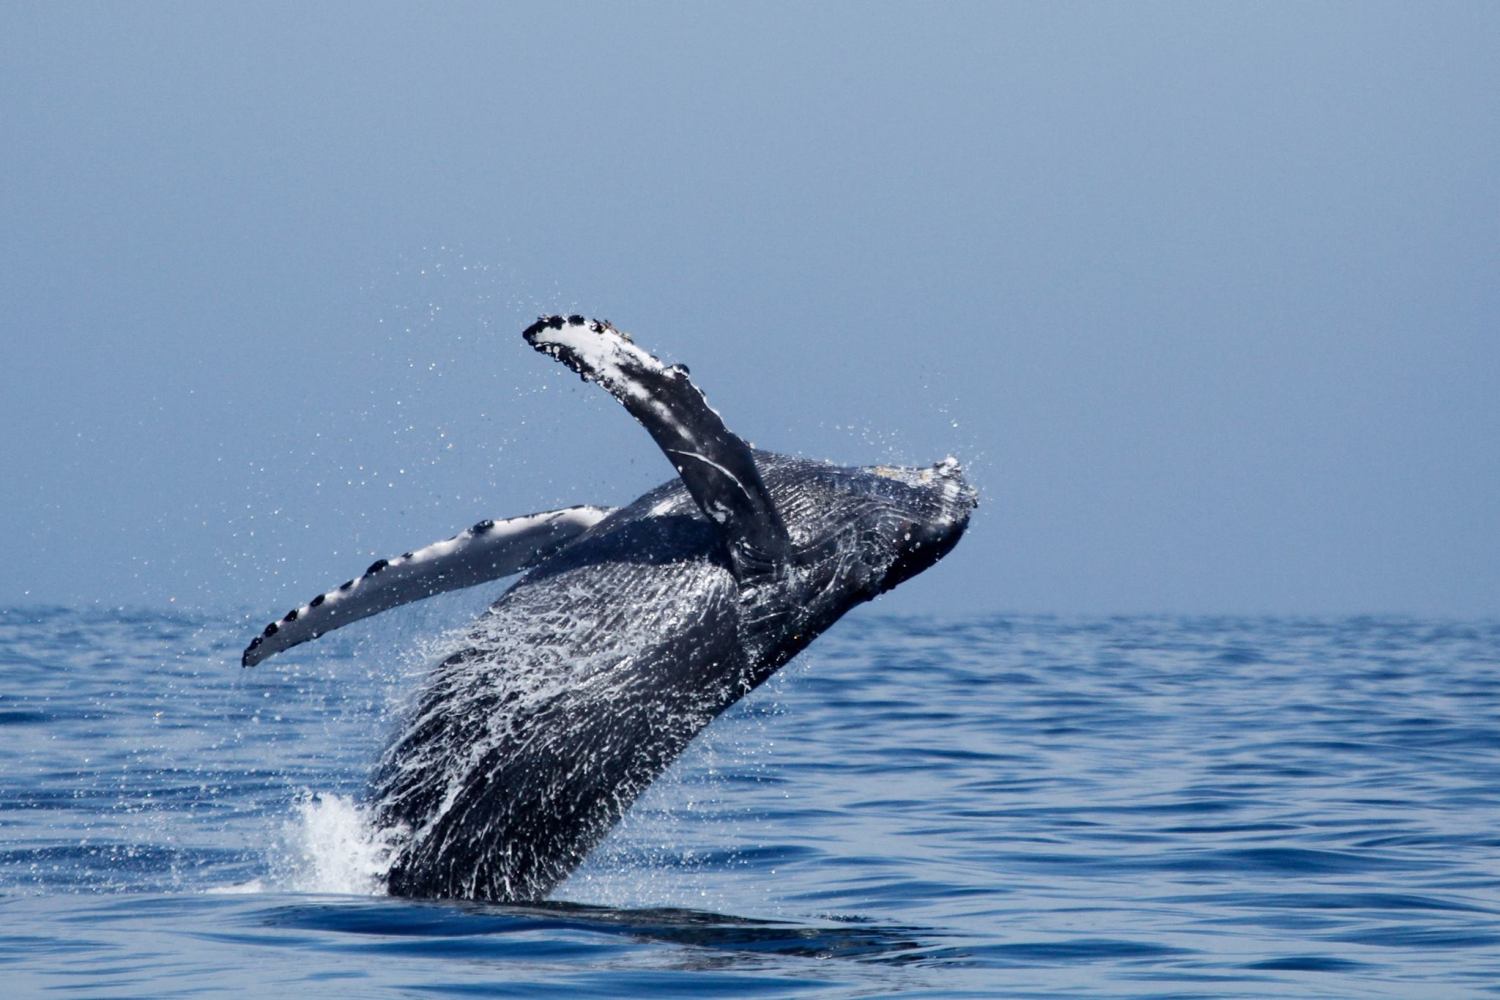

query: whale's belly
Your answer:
[372,510,746,901]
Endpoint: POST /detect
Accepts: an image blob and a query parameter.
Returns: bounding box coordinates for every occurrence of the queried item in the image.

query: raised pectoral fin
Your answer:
[524,315,791,576]
[242,505,612,667]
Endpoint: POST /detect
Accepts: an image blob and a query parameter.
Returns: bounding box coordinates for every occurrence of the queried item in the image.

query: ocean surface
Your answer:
[1,605,1497,997]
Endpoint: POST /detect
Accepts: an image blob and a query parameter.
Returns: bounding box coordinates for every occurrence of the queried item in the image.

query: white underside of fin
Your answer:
[243,505,612,667]
[526,320,696,440]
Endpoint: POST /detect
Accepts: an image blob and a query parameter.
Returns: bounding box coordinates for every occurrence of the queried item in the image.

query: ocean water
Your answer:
[1,606,1497,997]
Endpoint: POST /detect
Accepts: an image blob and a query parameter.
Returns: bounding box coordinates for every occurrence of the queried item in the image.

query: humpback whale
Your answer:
[245,316,976,901]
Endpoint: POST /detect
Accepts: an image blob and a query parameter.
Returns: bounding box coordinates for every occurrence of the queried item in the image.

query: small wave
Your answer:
[257,896,938,965]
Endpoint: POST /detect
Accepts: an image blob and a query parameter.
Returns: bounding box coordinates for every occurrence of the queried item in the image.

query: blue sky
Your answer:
[2,3,1496,617]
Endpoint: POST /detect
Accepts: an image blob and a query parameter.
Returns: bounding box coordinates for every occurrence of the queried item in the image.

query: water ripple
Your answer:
[0,608,1498,996]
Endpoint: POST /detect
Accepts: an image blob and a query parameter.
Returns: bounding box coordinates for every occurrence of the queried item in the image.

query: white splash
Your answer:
[275,791,406,895]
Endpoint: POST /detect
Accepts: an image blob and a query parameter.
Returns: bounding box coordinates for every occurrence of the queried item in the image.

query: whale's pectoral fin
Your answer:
[242,505,612,667]
[524,315,793,577]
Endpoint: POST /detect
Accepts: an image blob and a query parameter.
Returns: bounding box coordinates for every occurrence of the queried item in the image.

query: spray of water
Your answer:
[272,791,407,895]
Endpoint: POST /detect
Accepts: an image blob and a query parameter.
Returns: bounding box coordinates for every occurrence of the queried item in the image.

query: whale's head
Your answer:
[859,455,978,594]
[763,453,978,617]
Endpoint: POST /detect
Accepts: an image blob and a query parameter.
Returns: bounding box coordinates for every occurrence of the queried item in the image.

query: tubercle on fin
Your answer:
[241,504,614,668]
[522,312,794,580]
[522,316,657,401]
[522,315,630,344]
[524,314,591,336]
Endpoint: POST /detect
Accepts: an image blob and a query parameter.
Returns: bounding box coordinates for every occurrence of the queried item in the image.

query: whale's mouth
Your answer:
[879,512,969,594]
